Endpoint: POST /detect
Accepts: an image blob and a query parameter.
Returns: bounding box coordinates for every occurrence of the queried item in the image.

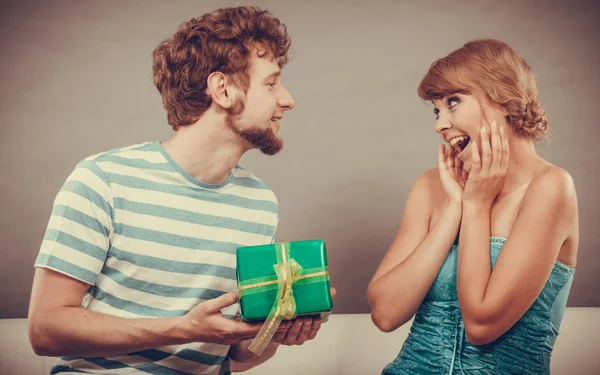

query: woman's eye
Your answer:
[448,97,459,108]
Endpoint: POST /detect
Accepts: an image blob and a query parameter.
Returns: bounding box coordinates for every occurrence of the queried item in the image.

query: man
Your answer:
[28,6,331,374]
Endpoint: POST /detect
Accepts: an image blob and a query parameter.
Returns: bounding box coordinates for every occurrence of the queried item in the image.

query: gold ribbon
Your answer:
[243,243,329,356]
[238,271,329,293]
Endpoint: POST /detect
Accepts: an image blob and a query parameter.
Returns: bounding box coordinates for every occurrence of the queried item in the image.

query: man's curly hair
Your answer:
[152,6,291,129]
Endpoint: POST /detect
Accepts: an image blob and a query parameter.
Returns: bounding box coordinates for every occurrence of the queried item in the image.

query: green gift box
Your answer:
[236,239,333,322]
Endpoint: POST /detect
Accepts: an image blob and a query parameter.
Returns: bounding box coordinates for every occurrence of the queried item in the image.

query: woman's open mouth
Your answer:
[449,136,470,155]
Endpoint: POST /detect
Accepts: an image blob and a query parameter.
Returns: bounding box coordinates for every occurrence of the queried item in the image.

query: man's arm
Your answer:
[228,288,336,371]
[228,340,281,372]
[28,268,264,357]
[228,317,320,371]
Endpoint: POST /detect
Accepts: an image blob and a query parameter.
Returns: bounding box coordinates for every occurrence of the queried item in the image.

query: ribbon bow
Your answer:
[239,243,329,355]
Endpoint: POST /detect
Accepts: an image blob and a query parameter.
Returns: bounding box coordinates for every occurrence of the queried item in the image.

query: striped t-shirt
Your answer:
[35,141,279,375]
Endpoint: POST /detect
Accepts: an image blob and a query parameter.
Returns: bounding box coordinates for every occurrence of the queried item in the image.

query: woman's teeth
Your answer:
[449,136,470,152]
[449,136,468,147]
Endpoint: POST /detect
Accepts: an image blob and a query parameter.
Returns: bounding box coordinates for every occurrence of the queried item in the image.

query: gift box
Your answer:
[236,239,333,322]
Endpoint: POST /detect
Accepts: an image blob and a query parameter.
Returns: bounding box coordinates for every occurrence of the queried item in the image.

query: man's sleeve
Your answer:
[35,159,113,285]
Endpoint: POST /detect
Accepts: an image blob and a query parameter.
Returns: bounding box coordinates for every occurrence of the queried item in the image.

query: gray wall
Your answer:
[1,0,599,318]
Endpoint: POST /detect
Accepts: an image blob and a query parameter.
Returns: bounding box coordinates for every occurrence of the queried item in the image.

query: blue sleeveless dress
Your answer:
[382,237,575,375]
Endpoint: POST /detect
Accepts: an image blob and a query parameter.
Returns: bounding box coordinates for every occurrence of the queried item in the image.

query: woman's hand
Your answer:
[439,143,467,204]
[462,121,509,206]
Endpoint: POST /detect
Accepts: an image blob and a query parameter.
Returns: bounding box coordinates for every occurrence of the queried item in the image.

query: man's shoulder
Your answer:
[231,166,278,203]
[82,141,157,164]
[66,141,159,186]
[231,166,273,191]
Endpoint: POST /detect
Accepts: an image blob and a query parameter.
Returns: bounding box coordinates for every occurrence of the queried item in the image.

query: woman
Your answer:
[367,39,578,374]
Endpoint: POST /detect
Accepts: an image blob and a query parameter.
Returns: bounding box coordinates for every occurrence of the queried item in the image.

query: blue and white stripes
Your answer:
[36,141,278,375]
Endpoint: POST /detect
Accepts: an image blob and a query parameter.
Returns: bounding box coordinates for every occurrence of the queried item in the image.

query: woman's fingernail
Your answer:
[492,121,497,129]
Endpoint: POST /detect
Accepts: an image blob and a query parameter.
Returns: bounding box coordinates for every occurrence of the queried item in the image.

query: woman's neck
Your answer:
[500,135,549,196]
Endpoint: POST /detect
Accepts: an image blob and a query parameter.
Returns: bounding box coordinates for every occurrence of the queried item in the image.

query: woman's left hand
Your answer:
[462,120,509,206]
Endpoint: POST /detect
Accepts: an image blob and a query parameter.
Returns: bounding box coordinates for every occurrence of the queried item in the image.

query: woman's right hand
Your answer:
[438,144,467,204]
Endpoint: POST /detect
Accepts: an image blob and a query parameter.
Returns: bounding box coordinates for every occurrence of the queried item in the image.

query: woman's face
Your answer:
[432,93,502,173]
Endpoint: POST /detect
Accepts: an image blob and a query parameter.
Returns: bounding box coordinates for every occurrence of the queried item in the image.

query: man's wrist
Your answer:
[171,315,194,343]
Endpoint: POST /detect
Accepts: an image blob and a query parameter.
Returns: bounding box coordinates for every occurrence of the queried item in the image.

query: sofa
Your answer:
[1,309,599,375]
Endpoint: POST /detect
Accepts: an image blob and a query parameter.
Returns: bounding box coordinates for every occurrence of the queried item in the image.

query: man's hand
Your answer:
[272,316,321,345]
[180,291,268,345]
[271,287,337,346]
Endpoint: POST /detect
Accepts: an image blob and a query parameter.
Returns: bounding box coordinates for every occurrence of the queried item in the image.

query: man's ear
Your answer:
[207,72,235,109]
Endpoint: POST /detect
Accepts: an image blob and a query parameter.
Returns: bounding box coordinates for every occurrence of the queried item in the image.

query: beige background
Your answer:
[1,0,599,318]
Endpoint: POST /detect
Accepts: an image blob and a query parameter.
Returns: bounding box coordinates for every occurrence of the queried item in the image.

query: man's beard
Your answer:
[226,98,283,156]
